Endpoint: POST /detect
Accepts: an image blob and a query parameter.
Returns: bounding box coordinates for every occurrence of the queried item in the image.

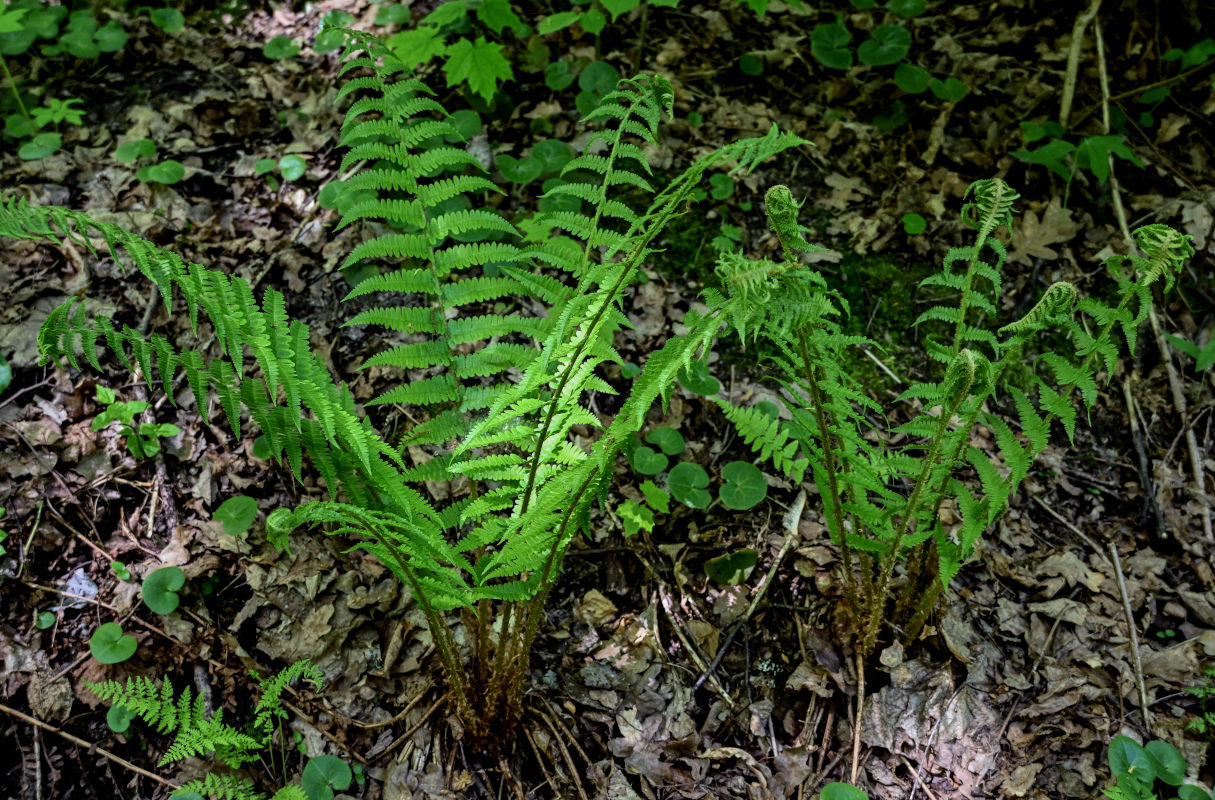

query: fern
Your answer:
[709,178,1193,659]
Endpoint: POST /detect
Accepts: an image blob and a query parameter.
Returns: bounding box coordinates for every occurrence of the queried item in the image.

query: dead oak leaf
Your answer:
[1008,198,1080,265]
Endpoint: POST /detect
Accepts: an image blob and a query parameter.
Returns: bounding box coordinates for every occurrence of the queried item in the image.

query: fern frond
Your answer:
[173,774,265,800]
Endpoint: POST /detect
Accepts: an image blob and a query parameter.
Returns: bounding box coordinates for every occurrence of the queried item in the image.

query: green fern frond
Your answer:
[173,774,264,800]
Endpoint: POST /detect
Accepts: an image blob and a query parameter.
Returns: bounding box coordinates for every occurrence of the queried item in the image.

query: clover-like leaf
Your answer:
[719,461,767,510]
[630,445,668,476]
[709,173,734,200]
[669,462,710,509]
[858,24,911,67]
[141,566,185,614]
[645,427,685,456]
[928,76,968,103]
[18,132,61,160]
[138,159,185,184]
[111,561,132,581]
[545,60,574,90]
[214,495,258,536]
[704,548,757,585]
[106,705,135,733]
[90,622,137,664]
[264,35,300,60]
[811,22,852,70]
[302,755,352,800]
[678,360,721,396]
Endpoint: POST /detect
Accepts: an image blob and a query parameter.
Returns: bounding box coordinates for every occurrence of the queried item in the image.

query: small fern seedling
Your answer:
[709,179,1193,659]
[87,661,323,800]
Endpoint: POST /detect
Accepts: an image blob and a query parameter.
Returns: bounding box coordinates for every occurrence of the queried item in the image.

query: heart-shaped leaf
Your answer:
[302,755,353,800]
[645,427,685,456]
[704,548,757,585]
[719,461,767,510]
[668,462,710,509]
[858,24,911,67]
[18,132,61,160]
[709,173,734,200]
[445,109,482,142]
[214,495,258,536]
[279,154,307,181]
[1178,785,1213,800]
[1145,740,1186,786]
[115,137,155,163]
[141,566,185,614]
[532,139,572,174]
[678,360,721,396]
[1109,736,1154,783]
[894,63,929,94]
[928,76,968,103]
[264,35,300,60]
[630,445,668,476]
[139,159,185,184]
[90,622,137,664]
[811,22,852,71]
[886,0,926,17]
[821,783,869,800]
[34,610,55,629]
[496,154,543,184]
[149,8,184,32]
[106,705,135,732]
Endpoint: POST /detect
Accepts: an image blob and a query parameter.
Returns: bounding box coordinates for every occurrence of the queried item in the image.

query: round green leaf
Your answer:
[620,361,641,379]
[810,22,852,71]
[106,704,135,733]
[719,461,767,510]
[149,8,184,32]
[0,353,10,395]
[142,159,185,184]
[115,137,156,163]
[279,154,307,181]
[704,548,758,585]
[894,62,930,94]
[263,35,300,60]
[18,132,61,160]
[929,76,968,102]
[532,139,572,174]
[111,561,132,581]
[902,212,927,235]
[886,0,926,17]
[6,112,34,138]
[318,180,346,210]
[214,495,258,536]
[545,60,574,90]
[252,435,273,459]
[34,610,55,629]
[445,109,482,142]
[668,462,710,509]
[94,20,127,52]
[90,622,137,664]
[756,400,780,418]
[1178,786,1213,800]
[496,154,543,184]
[645,427,685,456]
[141,566,185,615]
[302,755,353,800]
[858,24,911,67]
[709,173,734,200]
[1109,735,1155,783]
[630,445,668,476]
[739,53,763,76]
[578,60,621,95]
[821,783,869,800]
[254,158,277,175]
[579,7,606,35]
[1145,740,1186,786]
[677,361,721,396]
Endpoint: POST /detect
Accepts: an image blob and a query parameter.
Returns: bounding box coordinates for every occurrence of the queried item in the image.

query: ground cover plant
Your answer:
[0,2,1212,799]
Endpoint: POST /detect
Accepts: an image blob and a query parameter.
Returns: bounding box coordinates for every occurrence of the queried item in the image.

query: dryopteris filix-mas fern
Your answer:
[5,25,807,741]
[711,179,1193,660]
[87,661,322,800]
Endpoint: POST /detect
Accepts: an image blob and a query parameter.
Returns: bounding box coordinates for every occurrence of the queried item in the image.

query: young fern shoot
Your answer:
[711,179,1193,658]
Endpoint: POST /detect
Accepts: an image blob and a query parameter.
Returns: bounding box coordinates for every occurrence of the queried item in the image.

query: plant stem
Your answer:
[0,55,30,122]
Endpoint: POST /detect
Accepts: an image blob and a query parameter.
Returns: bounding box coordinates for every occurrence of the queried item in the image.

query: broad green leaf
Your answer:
[645,426,685,456]
[1011,139,1075,181]
[1109,735,1155,783]
[677,360,721,396]
[532,139,571,173]
[630,445,668,475]
[739,53,763,76]
[1178,786,1213,800]
[668,462,710,509]
[35,610,55,629]
[704,548,757,584]
[640,480,670,513]
[580,8,606,35]
[106,705,135,732]
[579,60,621,95]
[386,25,447,67]
[719,460,767,510]
[545,60,574,90]
[902,212,927,234]
[214,495,259,536]
[115,137,156,163]
[18,132,61,160]
[94,20,127,52]
[1145,740,1185,786]
[886,0,925,16]
[602,0,642,21]
[811,22,852,70]
[443,36,513,102]
[141,566,186,614]
[894,63,929,93]
[90,622,137,664]
[139,159,185,184]
[0,8,28,34]
[496,154,543,184]
[710,173,734,200]
[537,11,579,35]
[279,154,307,181]
[928,76,968,102]
[302,755,352,800]
[445,109,482,142]
[0,353,10,394]
[375,4,412,25]
[476,0,523,34]
[264,35,300,60]
[149,8,184,32]
[858,24,911,66]
[619,498,654,536]
[821,783,869,800]
[1075,135,1144,184]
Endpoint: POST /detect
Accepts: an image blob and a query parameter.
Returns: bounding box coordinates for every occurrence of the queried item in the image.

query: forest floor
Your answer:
[1,1,1214,799]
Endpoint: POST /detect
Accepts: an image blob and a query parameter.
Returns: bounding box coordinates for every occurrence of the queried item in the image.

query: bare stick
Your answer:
[1109,542,1153,729]
[1059,0,1103,128]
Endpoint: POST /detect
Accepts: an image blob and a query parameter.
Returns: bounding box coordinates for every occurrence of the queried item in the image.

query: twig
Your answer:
[1059,0,1103,128]
[692,491,807,693]
[0,703,178,790]
[1109,541,1153,730]
[1121,377,1168,539]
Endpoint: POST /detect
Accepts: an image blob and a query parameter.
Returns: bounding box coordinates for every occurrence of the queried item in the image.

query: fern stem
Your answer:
[795,328,862,623]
